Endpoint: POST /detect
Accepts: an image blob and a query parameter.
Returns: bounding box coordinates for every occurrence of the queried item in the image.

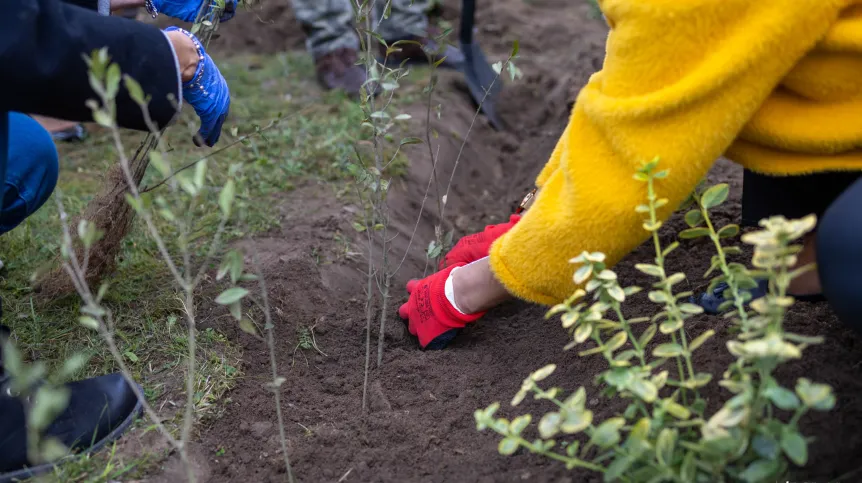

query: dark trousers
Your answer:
[742,169,862,331]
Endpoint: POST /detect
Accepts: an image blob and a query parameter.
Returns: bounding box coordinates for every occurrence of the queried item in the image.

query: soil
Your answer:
[189,0,862,482]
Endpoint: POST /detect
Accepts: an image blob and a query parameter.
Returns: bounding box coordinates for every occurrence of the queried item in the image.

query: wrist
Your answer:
[165,30,201,83]
[451,257,511,314]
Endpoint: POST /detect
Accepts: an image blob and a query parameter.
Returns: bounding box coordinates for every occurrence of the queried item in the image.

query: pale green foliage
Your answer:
[476,159,834,482]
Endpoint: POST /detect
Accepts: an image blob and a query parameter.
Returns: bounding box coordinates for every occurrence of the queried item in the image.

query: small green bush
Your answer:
[475,159,834,482]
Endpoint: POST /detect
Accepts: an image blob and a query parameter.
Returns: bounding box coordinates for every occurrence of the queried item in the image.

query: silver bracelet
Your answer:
[145,0,158,18]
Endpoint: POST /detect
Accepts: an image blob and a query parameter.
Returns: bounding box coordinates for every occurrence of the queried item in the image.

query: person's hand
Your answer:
[164,27,230,147]
[148,0,237,23]
[398,264,486,350]
[440,215,521,269]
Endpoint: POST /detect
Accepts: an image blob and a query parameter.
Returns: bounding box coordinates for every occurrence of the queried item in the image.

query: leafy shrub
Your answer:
[475,159,834,482]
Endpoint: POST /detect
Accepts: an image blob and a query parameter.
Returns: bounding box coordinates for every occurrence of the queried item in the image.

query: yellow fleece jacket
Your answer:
[490,0,862,306]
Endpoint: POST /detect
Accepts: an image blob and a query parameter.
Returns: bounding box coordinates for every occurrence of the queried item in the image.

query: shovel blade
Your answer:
[461,41,504,130]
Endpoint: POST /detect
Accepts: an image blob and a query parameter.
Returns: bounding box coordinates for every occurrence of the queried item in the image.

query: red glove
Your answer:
[439,214,521,269]
[398,264,486,350]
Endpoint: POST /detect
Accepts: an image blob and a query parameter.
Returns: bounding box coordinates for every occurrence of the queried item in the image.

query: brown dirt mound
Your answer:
[196,1,862,482]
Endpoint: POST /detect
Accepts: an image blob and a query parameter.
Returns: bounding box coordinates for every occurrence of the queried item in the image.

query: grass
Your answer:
[0,50,421,480]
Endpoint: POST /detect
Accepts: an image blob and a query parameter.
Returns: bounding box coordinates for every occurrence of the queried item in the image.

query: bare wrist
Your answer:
[452,257,511,314]
[165,30,200,83]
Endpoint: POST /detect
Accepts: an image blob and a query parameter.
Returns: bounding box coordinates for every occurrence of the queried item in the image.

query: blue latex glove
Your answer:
[165,27,230,147]
[147,0,236,23]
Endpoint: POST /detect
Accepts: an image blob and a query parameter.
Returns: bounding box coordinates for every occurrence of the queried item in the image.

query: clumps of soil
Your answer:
[196,1,862,482]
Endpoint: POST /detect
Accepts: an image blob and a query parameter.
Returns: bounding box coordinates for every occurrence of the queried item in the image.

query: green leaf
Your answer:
[679,303,704,315]
[29,386,70,432]
[764,386,800,410]
[679,227,710,239]
[92,109,113,128]
[394,113,412,121]
[629,378,658,403]
[604,455,634,482]
[538,412,561,438]
[796,378,836,411]
[353,222,367,232]
[648,290,670,303]
[239,318,260,338]
[105,63,121,99]
[125,193,144,213]
[38,437,70,462]
[664,399,691,420]
[194,160,208,190]
[653,343,684,358]
[656,428,677,466]
[574,323,592,343]
[531,364,556,381]
[217,178,235,218]
[510,415,531,435]
[680,451,696,482]
[590,418,624,449]
[781,428,808,466]
[400,137,423,146]
[638,324,657,347]
[684,210,704,228]
[560,408,593,434]
[635,263,663,277]
[124,351,139,363]
[78,316,99,331]
[498,437,520,455]
[752,434,780,459]
[718,224,740,238]
[123,74,147,105]
[215,287,249,305]
[573,264,593,285]
[606,331,628,352]
[739,459,779,483]
[689,329,715,351]
[228,301,242,320]
[659,318,683,334]
[607,285,626,302]
[511,39,520,57]
[701,184,730,209]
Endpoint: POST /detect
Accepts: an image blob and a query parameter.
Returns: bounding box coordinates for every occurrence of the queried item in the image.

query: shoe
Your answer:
[382,28,465,69]
[0,321,143,482]
[695,279,826,315]
[49,124,87,143]
[314,48,369,98]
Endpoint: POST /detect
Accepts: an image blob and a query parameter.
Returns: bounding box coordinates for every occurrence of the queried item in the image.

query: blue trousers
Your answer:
[0,113,60,235]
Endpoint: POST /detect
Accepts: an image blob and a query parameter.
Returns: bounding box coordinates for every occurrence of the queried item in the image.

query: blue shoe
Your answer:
[695,279,826,315]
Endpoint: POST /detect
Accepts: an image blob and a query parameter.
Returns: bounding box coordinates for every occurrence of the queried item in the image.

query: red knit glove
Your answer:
[398,264,485,350]
[439,215,521,269]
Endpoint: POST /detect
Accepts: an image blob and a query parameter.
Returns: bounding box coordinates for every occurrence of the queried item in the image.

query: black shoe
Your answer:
[0,323,143,482]
[50,124,87,143]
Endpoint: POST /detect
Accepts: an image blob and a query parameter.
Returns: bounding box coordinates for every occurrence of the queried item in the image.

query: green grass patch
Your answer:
[0,50,420,479]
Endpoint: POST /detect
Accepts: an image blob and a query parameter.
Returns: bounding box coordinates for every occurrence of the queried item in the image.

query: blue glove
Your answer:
[165,27,230,147]
[147,0,236,23]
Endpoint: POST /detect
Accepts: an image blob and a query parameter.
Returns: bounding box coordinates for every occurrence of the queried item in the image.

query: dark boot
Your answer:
[0,318,143,482]
[382,28,465,69]
[314,48,368,98]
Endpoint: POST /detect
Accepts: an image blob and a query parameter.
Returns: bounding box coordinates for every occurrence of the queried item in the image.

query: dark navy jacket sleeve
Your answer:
[0,0,180,130]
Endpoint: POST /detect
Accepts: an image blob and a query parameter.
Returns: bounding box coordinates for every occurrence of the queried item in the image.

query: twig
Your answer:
[142,105,320,193]
[251,250,296,483]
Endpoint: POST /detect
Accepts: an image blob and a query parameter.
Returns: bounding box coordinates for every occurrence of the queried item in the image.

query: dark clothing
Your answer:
[0,0,181,131]
[741,168,862,332]
[741,170,861,227]
[818,177,862,331]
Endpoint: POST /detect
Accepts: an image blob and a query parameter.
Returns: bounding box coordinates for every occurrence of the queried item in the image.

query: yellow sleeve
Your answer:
[489,0,843,305]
